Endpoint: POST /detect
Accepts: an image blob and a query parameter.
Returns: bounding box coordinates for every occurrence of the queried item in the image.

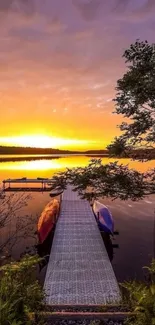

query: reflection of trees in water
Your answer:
[0,193,37,265]
[0,156,61,163]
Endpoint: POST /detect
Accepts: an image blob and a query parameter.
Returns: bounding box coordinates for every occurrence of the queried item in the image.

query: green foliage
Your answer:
[107,136,132,158]
[121,259,155,325]
[51,40,155,202]
[51,173,68,191]
[109,40,155,157]
[52,159,155,200]
[0,254,45,325]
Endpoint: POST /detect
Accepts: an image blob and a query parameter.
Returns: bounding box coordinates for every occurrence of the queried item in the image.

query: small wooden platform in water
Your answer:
[44,186,121,305]
[4,187,52,192]
[2,178,54,192]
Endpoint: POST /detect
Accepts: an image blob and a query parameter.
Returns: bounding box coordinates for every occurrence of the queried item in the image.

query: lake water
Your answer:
[0,155,155,282]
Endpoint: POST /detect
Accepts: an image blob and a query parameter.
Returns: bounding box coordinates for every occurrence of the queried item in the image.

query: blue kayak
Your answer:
[93,201,114,235]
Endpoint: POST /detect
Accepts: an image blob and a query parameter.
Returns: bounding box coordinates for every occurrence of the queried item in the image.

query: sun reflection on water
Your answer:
[0,160,62,171]
[0,156,154,184]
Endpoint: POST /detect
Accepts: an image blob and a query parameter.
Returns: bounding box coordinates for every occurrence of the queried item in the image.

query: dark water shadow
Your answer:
[36,226,56,271]
[100,232,114,262]
[0,156,61,163]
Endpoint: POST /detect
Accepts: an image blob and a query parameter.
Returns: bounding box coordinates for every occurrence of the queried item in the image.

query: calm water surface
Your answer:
[0,155,154,282]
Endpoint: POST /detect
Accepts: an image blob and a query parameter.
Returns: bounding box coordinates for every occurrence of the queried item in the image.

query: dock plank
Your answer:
[44,186,120,305]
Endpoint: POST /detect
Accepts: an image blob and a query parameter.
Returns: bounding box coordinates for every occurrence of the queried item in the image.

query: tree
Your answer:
[51,40,155,201]
[108,40,155,159]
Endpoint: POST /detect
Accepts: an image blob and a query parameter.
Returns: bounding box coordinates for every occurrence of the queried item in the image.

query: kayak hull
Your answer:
[93,201,114,235]
[98,221,113,234]
[50,189,63,198]
[37,199,60,244]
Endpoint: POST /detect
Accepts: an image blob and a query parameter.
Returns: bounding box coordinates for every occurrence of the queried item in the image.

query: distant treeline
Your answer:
[0,146,79,155]
[130,148,155,160]
[109,148,155,159]
[0,146,154,159]
[84,150,108,155]
[0,146,108,155]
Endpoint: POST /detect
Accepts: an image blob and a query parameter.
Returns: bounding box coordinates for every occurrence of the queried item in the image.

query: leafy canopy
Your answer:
[51,159,155,201]
[52,40,155,201]
[108,40,155,158]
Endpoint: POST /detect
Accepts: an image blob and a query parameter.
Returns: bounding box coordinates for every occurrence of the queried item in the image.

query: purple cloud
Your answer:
[9,26,51,42]
[0,0,35,15]
[72,0,103,21]
[0,0,155,121]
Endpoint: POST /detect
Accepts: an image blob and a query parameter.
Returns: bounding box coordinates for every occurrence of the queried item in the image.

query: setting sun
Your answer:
[0,135,94,149]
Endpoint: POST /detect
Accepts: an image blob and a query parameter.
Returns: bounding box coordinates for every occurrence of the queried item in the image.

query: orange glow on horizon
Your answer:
[1,1,152,154]
[0,135,99,150]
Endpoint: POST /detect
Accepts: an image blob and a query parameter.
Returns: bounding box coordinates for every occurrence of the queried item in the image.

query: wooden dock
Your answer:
[44,186,121,305]
[2,178,54,191]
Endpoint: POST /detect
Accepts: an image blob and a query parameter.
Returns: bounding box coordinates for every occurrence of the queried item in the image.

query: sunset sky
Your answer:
[0,0,155,150]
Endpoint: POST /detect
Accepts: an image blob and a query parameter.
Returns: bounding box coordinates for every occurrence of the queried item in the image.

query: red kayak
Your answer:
[37,199,60,244]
